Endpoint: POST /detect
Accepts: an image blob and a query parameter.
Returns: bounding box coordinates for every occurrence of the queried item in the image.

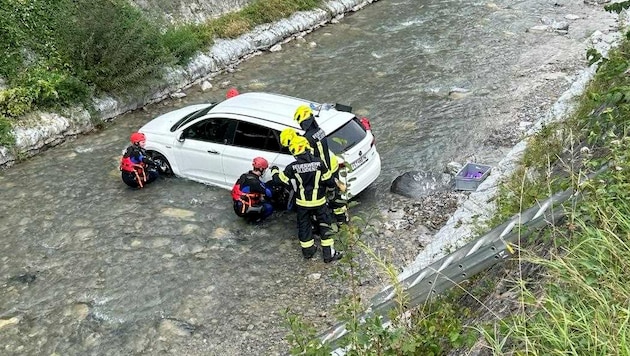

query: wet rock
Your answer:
[180,224,200,235]
[74,228,96,241]
[189,198,203,206]
[64,303,90,320]
[9,272,37,284]
[247,80,266,90]
[269,44,282,52]
[445,161,463,175]
[211,227,232,239]
[158,318,196,337]
[448,87,471,99]
[200,80,212,92]
[0,317,19,329]
[390,171,452,199]
[189,244,205,254]
[170,91,187,99]
[160,208,195,219]
[151,237,171,248]
[552,21,569,32]
[528,25,550,32]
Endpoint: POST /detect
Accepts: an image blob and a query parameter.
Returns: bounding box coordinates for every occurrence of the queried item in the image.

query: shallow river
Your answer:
[0,0,613,354]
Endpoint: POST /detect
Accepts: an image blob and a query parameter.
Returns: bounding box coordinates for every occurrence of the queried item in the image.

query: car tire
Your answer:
[149,152,173,177]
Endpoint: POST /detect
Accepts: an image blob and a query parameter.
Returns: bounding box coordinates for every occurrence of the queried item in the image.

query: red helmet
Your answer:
[226,87,239,99]
[252,157,269,170]
[130,132,146,144]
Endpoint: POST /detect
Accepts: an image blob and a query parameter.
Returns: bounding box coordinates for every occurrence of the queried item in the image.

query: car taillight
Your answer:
[360,117,376,146]
[360,117,372,131]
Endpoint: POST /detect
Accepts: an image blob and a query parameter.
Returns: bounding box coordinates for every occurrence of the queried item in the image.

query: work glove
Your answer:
[335,178,347,193]
[271,166,279,176]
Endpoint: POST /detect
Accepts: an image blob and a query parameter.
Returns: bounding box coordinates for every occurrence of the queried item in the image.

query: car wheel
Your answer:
[149,152,173,177]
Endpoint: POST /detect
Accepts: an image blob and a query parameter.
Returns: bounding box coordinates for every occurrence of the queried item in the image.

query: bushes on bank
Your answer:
[0,0,323,147]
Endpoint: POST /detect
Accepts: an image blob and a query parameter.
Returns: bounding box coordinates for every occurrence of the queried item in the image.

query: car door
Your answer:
[221,120,285,185]
[172,117,236,186]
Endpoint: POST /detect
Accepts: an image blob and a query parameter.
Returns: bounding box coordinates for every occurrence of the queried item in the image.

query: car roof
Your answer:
[210,92,355,129]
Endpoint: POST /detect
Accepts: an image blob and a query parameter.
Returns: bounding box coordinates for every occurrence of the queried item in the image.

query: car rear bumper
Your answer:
[346,151,381,198]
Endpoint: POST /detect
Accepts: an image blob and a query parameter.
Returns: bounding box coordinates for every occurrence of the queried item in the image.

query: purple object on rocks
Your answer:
[465,172,483,179]
[454,163,492,191]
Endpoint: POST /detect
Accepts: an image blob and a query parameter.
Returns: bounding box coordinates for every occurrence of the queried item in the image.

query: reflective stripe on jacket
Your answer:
[272,151,335,208]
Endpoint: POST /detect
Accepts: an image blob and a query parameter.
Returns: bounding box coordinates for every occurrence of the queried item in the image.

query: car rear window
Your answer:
[327,117,367,154]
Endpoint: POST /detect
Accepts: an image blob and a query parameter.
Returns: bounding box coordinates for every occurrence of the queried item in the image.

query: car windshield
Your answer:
[170,103,217,132]
[327,117,367,154]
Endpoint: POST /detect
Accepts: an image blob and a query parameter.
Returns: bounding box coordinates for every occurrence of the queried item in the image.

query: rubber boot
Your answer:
[302,245,317,259]
[323,247,343,263]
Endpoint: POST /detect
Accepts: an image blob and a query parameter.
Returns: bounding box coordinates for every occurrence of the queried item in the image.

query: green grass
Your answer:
[481,17,630,354]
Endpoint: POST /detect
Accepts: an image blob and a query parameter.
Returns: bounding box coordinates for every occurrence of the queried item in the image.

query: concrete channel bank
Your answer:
[0,0,380,168]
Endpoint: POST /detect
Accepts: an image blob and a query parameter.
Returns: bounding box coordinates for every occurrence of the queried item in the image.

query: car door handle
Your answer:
[207,149,219,154]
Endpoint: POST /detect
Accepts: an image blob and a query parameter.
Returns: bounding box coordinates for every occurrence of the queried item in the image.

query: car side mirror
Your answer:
[177,131,186,142]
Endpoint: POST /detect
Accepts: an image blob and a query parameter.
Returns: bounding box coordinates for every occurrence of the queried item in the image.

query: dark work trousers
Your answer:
[122,167,159,188]
[296,204,336,260]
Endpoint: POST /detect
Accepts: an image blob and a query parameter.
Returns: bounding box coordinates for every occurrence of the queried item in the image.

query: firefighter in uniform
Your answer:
[120,132,159,188]
[293,105,348,224]
[271,136,343,263]
[231,157,274,223]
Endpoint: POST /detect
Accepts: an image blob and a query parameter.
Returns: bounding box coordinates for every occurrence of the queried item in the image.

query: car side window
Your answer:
[233,121,281,152]
[185,118,233,143]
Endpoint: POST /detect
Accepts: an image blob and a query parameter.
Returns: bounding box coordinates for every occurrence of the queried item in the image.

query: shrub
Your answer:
[161,25,207,65]
[54,0,172,93]
[0,114,15,147]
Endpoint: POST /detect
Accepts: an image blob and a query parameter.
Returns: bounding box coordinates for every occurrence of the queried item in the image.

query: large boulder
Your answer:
[390,171,452,199]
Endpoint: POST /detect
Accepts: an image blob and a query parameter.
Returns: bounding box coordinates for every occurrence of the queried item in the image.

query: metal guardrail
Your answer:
[319,187,577,346]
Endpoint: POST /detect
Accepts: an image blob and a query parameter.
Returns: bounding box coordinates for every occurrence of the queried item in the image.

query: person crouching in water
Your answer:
[271,136,343,263]
[120,132,159,188]
[231,157,274,223]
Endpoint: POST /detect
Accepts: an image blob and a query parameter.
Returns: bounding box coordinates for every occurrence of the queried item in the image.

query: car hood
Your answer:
[140,104,211,133]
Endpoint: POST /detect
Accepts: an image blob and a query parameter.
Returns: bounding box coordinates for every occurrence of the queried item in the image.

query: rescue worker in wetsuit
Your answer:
[231,157,274,223]
[293,105,349,225]
[120,132,159,188]
[271,136,343,263]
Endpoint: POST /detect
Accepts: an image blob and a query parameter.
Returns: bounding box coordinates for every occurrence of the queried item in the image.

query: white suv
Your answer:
[139,92,381,199]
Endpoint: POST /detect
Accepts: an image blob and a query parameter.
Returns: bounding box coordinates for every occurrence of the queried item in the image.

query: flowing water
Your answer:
[0,0,614,354]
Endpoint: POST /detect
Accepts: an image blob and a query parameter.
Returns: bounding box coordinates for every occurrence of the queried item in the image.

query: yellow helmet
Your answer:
[289,136,311,156]
[280,128,297,147]
[293,104,313,124]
